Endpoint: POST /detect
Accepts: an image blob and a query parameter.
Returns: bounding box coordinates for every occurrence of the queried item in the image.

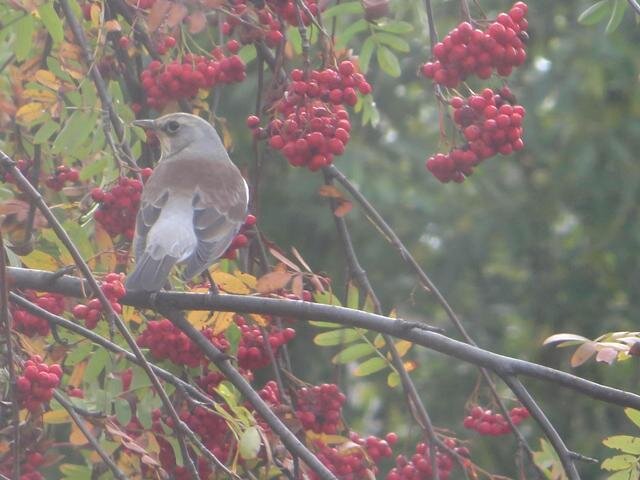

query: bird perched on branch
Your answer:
[125,113,248,292]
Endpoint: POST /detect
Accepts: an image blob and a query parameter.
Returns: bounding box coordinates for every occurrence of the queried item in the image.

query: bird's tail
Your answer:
[125,252,177,292]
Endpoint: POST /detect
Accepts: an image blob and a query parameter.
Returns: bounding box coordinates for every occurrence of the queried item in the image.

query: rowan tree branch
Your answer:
[53,391,128,480]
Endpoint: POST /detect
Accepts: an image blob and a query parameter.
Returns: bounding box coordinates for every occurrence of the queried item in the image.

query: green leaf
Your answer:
[309,320,341,328]
[626,409,640,429]
[377,20,414,34]
[578,0,612,25]
[346,281,359,309]
[84,348,109,383]
[336,19,368,49]
[373,32,410,52]
[226,322,242,355]
[354,356,387,376]
[238,44,256,64]
[359,36,376,74]
[313,291,342,306]
[239,426,262,460]
[322,1,363,20]
[387,371,401,387]
[14,15,34,61]
[137,401,152,429]
[376,45,401,77]
[287,26,302,55]
[114,398,132,426]
[605,0,627,34]
[607,468,639,480]
[64,341,92,365]
[164,436,184,466]
[33,118,60,144]
[59,463,92,479]
[314,328,361,346]
[602,454,638,471]
[52,110,99,155]
[79,156,108,181]
[604,436,640,455]
[38,2,64,44]
[332,342,376,364]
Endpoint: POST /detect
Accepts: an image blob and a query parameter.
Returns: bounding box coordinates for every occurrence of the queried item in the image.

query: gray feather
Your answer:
[125,252,178,292]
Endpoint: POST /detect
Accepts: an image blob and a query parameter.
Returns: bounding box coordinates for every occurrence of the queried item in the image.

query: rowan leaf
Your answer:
[354,356,387,376]
[603,435,640,455]
[332,342,376,364]
[314,329,360,346]
[239,426,262,459]
[212,311,235,335]
[43,409,71,424]
[212,271,251,294]
[256,271,292,294]
[38,2,64,44]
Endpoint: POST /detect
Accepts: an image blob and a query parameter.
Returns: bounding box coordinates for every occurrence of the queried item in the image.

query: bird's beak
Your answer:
[132,119,157,129]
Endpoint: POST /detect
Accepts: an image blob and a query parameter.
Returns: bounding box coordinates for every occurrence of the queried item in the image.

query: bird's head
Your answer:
[133,113,225,161]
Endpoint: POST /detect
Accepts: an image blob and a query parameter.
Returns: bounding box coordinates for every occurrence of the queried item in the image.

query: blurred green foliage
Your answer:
[216,0,640,477]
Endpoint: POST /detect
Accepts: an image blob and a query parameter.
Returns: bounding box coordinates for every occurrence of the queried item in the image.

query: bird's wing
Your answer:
[182,163,248,280]
[132,190,169,260]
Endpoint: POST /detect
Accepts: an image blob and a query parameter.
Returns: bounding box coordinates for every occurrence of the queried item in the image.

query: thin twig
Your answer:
[424,0,438,51]
[627,0,640,15]
[0,232,20,480]
[501,376,580,480]
[58,0,139,174]
[22,144,42,249]
[159,307,338,480]
[322,170,442,479]
[325,164,544,477]
[53,391,128,480]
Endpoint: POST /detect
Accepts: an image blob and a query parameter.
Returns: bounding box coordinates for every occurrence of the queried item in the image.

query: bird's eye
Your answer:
[165,120,180,133]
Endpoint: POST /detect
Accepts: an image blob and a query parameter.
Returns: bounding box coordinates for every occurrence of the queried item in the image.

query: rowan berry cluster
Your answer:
[153,35,176,55]
[2,157,31,184]
[426,87,525,182]
[136,319,230,368]
[11,291,64,337]
[91,176,143,240]
[71,273,126,329]
[155,435,214,480]
[308,434,393,480]
[421,2,528,87]
[248,62,371,170]
[140,50,246,109]
[16,355,62,412]
[235,315,296,370]
[221,0,319,48]
[386,439,468,480]
[295,383,346,434]
[45,165,80,191]
[463,405,530,436]
[222,214,257,260]
[0,451,45,480]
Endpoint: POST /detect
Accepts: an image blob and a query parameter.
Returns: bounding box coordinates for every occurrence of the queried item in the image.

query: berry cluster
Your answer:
[222,214,257,260]
[308,434,393,480]
[45,165,80,191]
[155,435,214,480]
[463,405,530,436]
[91,176,143,240]
[421,2,528,87]
[295,383,346,434]
[0,451,45,480]
[11,291,64,337]
[426,87,525,182]
[16,355,62,412]
[153,35,176,55]
[235,315,296,370]
[2,157,31,184]
[248,62,371,171]
[72,273,126,329]
[136,319,230,368]
[140,50,246,109]
[386,439,468,480]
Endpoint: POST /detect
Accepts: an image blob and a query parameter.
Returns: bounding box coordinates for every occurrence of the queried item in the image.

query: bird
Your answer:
[125,112,248,292]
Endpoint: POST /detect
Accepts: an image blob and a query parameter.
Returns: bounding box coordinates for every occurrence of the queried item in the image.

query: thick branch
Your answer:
[6,266,640,412]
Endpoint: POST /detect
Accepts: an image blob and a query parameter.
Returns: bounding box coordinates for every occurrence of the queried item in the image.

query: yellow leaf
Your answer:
[43,409,71,424]
[16,102,46,124]
[123,305,144,325]
[187,310,212,330]
[60,42,83,62]
[22,88,57,104]
[235,271,257,289]
[93,224,116,272]
[68,361,87,387]
[305,431,351,445]
[256,271,292,294]
[35,69,62,90]
[373,334,385,348]
[20,250,61,270]
[394,340,412,357]
[70,421,89,445]
[212,311,235,335]
[212,271,251,294]
[90,3,101,27]
[249,313,269,327]
[14,332,46,358]
[403,360,417,372]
